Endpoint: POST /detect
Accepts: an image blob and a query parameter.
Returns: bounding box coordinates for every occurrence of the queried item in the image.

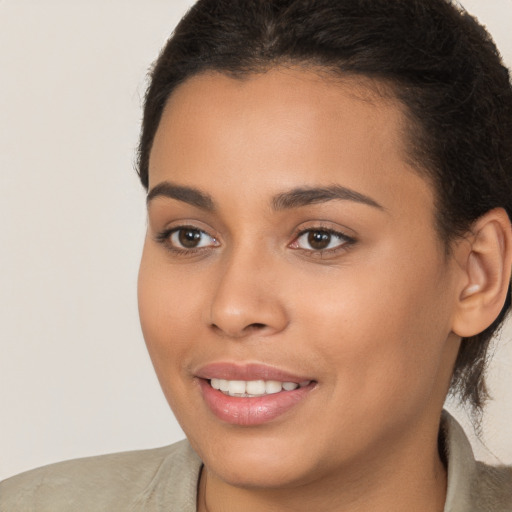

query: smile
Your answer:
[209,378,312,397]
[195,363,316,426]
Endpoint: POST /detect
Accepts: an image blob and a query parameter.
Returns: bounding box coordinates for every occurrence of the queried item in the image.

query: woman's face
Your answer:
[138,68,461,488]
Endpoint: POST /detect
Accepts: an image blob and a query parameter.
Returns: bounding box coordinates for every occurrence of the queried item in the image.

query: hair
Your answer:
[137,0,512,418]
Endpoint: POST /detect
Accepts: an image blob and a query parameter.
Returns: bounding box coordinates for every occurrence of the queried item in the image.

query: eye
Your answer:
[291,229,354,252]
[156,226,219,252]
[170,228,213,249]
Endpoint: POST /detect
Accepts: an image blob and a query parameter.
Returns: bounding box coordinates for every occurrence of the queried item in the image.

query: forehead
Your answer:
[155,67,406,157]
[149,66,434,219]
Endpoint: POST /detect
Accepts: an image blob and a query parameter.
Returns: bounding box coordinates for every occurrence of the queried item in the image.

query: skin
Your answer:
[138,67,468,512]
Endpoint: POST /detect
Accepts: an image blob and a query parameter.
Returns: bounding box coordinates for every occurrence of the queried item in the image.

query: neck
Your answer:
[197,422,447,512]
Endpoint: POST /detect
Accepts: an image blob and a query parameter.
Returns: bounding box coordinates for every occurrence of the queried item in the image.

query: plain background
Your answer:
[1,0,511,481]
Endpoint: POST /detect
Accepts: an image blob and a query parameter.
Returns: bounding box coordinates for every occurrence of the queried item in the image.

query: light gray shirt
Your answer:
[1,412,511,511]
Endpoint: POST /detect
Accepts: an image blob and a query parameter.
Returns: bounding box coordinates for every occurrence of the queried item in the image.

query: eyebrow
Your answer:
[147,181,383,212]
[147,182,215,211]
[272,185,383,211]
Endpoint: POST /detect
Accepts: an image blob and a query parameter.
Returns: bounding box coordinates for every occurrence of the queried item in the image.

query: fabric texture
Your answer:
[441,413,512,511]
[0,441,202,512]
[1,412,511,511]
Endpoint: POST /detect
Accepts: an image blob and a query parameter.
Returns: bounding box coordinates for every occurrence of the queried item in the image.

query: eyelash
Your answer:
[155,226,218,256]
[154,225,356,257]
[290,227,356,256]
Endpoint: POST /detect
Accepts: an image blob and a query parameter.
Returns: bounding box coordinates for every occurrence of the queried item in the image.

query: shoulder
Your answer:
[0,439,202,512]
[471,461,512,511]
[442,411,512,512]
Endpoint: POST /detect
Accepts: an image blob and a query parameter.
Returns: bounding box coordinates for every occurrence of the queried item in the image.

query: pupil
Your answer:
[179,229,201,248]
[308,231,331,250]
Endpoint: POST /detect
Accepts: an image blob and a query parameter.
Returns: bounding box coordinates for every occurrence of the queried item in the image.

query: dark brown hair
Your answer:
[137,0,512,416]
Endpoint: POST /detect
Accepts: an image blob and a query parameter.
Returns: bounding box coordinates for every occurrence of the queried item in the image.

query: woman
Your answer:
[2,0,512,510]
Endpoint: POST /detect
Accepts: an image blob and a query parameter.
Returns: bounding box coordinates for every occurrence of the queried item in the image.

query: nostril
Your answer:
[209,322,268,338]
[248,323,267,330]
[244,323,269,334]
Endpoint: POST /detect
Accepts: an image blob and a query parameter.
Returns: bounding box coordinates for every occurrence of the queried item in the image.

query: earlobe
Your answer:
[452,208,512,338]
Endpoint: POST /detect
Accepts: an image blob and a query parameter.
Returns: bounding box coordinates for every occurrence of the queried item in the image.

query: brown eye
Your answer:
[307,231,332,250]
[178,228,203,248]
[167,227,218,251]
[292,228,352,253]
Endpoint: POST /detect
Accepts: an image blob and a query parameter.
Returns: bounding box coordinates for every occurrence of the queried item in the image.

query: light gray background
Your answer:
[1,0,511,481]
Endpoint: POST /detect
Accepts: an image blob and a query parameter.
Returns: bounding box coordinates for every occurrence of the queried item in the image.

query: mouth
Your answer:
[195,363,316,426]
[209,378,312,397]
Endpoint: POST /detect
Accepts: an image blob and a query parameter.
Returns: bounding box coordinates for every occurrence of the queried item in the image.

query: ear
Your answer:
[451,208,512,338]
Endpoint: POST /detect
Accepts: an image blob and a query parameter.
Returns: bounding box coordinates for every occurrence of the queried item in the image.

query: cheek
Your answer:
[137,242,204,377]
[296,250,453,410]
[138,246,210,425]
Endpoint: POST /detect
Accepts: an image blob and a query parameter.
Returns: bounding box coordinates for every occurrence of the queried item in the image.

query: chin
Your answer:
[187,423,327,489]
[206,452,313,490]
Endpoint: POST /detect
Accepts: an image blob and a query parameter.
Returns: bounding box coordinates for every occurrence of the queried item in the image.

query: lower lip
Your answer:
[198,379,314,426]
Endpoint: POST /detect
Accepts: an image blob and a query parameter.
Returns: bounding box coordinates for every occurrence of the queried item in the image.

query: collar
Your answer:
[442,410,478,512]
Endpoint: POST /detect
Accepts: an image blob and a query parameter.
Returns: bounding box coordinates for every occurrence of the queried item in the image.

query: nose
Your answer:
[208,248,289,339]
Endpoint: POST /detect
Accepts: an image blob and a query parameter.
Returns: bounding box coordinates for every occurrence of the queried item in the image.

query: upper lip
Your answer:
[195,362,314,383]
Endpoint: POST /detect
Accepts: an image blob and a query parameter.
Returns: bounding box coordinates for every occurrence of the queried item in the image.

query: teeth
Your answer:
[209,379,307,397]
[228,380,246,395]
[246,380,266,395]
[265,380,282,394]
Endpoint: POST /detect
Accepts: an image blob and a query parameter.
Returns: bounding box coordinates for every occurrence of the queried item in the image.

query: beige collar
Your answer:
[442,410,478,512]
